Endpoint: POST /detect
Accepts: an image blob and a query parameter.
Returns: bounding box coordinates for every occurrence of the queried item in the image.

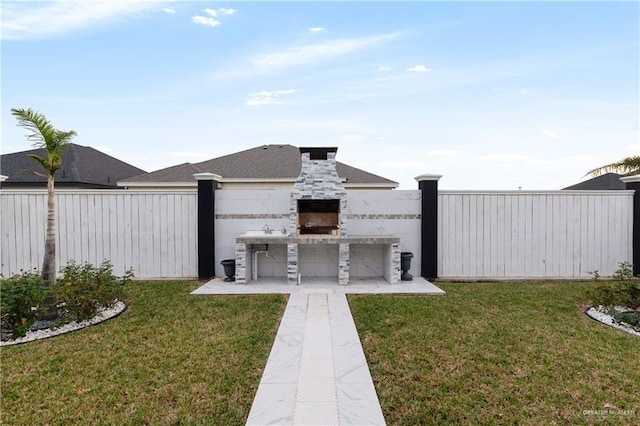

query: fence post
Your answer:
[194,173,221,280]
[621,174,640,276]
[415,174,442,280]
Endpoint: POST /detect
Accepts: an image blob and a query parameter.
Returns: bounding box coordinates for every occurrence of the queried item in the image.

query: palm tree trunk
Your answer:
[41,175,58,319]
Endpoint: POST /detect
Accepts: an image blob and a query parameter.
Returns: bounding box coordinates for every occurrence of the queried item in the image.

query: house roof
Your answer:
[563,173,626,190]
[0,143,146,188]
[122,144,398,187]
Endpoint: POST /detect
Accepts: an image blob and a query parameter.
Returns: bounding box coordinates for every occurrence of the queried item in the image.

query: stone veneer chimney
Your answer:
[290,147,348,237]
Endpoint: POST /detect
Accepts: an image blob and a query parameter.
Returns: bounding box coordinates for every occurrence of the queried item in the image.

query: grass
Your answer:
[3,280,638,425]
[349,281,640,425]
[1,280,287,425]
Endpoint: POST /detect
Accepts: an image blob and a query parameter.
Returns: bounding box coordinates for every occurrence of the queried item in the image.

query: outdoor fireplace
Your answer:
[297,199,340,236]
[290,147,347,238]
[235,145,401,285]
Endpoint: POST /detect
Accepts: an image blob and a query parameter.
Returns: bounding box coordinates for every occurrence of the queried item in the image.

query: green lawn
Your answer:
[3,280,638,425]
[349,282,640,425]
[1,281,287,425]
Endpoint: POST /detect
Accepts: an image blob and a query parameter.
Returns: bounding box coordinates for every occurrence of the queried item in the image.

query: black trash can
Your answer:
[220,259,236,282]
[401,252,414,281]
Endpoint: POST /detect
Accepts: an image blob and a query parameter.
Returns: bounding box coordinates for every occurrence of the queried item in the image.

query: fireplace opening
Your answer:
[297,199,340,236]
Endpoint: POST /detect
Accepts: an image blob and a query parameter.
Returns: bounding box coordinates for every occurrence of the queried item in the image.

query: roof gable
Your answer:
[1,144,146,188]
[122,144,398,186]
[563,173,626,190]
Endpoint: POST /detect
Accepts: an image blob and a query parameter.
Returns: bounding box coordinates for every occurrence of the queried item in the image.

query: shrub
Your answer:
[620,281,640,310]
[54,261,133,323]
[0,270,46,338]
[590,281,640,310]
[612,311,640,329]
[612,261,634,281]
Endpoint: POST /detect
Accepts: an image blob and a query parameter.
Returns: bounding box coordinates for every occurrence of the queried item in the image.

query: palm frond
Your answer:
[11,108,76,153]
[13,107,76,177]
[27,153,63,175]
[587,156,640,177]
[11,108,57,146]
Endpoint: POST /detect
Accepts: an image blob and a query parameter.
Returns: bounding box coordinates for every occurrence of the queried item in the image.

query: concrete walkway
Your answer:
[192,278,444,425]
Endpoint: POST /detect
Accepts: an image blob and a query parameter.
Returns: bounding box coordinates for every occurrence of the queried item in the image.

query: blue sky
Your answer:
[1,0,638,189]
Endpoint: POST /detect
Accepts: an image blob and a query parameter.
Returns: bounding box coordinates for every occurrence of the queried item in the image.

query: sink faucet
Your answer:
[263,224,272,234]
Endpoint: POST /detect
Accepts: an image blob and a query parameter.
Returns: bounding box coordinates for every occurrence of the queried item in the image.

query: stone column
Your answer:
[384,242,401,284]
[235,243,248,284]
[194,173,221,280]
[415,174,442,281]
[338,242,349,285]
[621,174,640,276]
[287,243,298,284]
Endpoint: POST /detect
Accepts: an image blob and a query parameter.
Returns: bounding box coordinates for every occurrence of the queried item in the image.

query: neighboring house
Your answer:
[563,173,626,190]
[1,143,146,189]
[120,144,398,190]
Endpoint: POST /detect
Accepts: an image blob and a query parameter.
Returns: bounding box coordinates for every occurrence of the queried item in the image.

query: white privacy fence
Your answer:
[438,191,634,279]
[0,189,198,279]
[1,188,635,280]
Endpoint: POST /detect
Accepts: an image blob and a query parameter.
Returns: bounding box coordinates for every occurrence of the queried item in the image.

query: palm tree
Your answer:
[11,108,77,293]
[588,156,640,177]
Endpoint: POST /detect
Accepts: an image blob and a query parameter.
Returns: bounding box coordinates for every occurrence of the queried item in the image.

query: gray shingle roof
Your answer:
[563,173,626,190]
[1,144,146,188]
[122,144,397,186]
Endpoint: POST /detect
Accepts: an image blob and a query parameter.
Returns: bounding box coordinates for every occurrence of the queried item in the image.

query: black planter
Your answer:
[401,252,414,281]
[220,259,235,282]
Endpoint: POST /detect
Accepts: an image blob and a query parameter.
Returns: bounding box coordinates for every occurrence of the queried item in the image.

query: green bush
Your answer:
[590,281,640,310]
[612,311,640,328]
[55,261,133,323]
[0,270,46,338]
[612,261,634,281]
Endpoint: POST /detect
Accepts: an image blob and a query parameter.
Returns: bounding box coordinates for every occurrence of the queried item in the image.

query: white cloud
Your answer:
[378,66,391,71]
[1,1,168,40]
[163,7,176,14]
[427,149,463,156]
[203,8,218,17]
[193,7,236,27]
[253,32,401,72]
[245,89,296,106]
[192,15,220,27]
[542,130,562,140]
[406,65,432,72]
[309,27,325,32]
[202,7,236,17]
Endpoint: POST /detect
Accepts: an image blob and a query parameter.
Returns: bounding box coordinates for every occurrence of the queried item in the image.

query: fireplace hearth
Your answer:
[297,199,340,236]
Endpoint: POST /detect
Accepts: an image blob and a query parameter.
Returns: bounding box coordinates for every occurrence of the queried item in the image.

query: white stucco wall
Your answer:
[214,189,422,279]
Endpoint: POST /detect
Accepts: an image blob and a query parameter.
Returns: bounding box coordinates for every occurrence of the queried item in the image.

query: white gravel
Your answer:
[586,305,640,337]
[1,301,127,347]
[4,301,636,345]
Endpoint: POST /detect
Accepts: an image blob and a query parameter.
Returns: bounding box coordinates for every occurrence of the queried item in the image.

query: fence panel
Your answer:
[0,189,198,279]
[439,191,634,279]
